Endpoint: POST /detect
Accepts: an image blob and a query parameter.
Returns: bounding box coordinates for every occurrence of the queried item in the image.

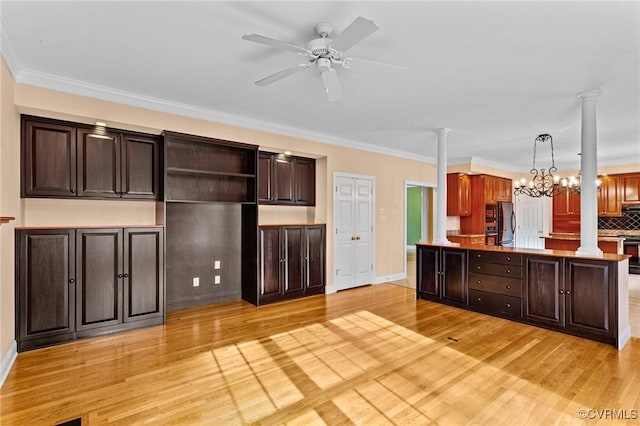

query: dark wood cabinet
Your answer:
[22,118,77,197]
[164,131,257,203]
[21,115,159,200]
[524,256,564,327]
[16,227,164,351]
[258,225,325,305]
[416,245,466,306]
[597,175,621,217]
[76,229,123,332]
[17,229,76,351]
[468,250,522,318]
[447,173,471,216]
[258,152,315,206]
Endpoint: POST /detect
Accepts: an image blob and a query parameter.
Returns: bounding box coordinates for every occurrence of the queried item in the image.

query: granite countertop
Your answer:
[416,241,630,262]
[547,233,626,242]
[448,233,486,238]
[598,229,640,237]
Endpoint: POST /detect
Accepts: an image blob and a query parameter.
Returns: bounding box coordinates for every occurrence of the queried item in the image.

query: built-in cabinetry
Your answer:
[459,174,512,234]
[417,243,625,347]
[162,132,259,309]
[597,175,621,217]
[621,173,640,204]
[258,151,316,206]
[22,115,159,200]
[552,187,581,233]
[416,246,467,306]
[16,227,164,351]
[259,225,325,305]
[446,173,471,216]
[468,250,523,319]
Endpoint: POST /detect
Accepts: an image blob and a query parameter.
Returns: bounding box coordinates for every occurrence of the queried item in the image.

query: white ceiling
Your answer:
[1,1,638,172]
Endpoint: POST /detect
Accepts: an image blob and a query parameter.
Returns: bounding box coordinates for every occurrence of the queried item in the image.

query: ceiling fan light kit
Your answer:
[242,16,402,101]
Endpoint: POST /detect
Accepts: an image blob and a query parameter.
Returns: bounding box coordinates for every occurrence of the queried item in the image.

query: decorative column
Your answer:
[433,128,451,245]
[576,90,603,257]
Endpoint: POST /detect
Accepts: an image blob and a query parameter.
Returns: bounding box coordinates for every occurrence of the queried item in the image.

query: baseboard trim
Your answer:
[618,324,632,350]
[0,340,17,388]
[375,272,407,284]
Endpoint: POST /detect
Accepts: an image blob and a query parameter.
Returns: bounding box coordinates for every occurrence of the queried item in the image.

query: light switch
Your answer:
[193,277,200,287]
[214,260,221,269]
[214,275,221,285]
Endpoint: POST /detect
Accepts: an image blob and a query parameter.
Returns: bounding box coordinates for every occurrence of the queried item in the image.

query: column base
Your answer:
[575,246,603,257]
[432,238,452,245]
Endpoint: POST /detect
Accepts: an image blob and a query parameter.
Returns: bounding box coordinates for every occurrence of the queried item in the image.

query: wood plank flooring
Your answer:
[2,284,640,425]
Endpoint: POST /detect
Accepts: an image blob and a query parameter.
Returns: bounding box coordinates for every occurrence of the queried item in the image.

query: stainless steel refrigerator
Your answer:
[497,201,515,247]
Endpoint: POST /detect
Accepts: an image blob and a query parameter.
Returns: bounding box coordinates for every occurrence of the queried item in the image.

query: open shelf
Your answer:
[167,167,254,178]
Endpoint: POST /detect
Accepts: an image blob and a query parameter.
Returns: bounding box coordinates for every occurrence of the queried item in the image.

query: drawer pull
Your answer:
[506,269,511,274]
[506,284,512,289]
[506,256,511,261]
[559,290,564,294]
[476,254,482,258]
[566,290,571,295]
[69,278,75,284]
[506,303,512,308]
[477,280,481,284]
[477,297,482,302]
[477,266,482,270]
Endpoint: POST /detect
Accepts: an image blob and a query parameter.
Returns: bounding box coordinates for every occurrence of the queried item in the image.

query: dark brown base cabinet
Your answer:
[417,246,467,306]
[16,227,164,351]
[417,244,623,347]
[259,225,325,305]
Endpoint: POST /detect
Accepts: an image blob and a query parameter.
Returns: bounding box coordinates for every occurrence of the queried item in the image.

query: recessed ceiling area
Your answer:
[1,1,638,172]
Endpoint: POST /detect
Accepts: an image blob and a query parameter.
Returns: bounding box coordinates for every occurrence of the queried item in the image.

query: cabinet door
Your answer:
[597,175,621,216]
[76,229,123,331]
[258,152,275,203]
[484,176,497,204]
[22,118,77,197]
[121,133,159,200]
[441,249,467,304]
[304,225,325,295]
[523,256,564,327]
[294,158,316,206]
[447,173,471,216]
[283,226,304,297]
[259,227,283,303]
[77,128,121,198]
[123,228,164,322]
[417,246,439,297]
[17,229,76,350]
[622,174,640,204]
[565,259,615,341]
[274,157,295,203]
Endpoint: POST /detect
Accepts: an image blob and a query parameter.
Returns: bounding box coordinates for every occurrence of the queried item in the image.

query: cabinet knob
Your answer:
[506,269,511,274]
[477,266,482,270]
[69,278,75,284]
[117,273,123,278]
[477,297,482,302]
[70,188,75,193]
[565,290,571,295]
[506,284,511,289]
[476,254,482,258]
[477,279,481,284]
[507,303,511,308]
[123,273,129,278]
[559,290,564,294]
[506,256,511,261]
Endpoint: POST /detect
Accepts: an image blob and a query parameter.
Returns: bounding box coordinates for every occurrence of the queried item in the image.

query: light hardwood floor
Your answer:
[2,284,640,425]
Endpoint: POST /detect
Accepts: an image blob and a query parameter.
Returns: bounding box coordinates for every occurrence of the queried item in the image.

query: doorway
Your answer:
[514,194,550,249]
[404,181,435,289]
[333,172,376,291]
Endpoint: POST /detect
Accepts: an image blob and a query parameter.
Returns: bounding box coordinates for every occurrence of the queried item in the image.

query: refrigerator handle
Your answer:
[511,210,516,233]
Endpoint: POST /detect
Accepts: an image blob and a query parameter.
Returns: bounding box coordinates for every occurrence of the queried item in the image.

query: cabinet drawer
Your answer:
[469,289,522,319]
[469,260,522,279]
[468,272,521,297]
[469,251,522,266]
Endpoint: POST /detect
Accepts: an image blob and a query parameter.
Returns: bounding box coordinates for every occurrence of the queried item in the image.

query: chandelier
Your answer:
[560,170,601,194]
[513,134,563,197]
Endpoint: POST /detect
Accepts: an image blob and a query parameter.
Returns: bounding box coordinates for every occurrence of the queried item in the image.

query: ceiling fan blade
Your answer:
[321,68,342,101]
[255,63,312,86]
[329,17,379,53]
[344,57,408,70]
[242,34,312,56]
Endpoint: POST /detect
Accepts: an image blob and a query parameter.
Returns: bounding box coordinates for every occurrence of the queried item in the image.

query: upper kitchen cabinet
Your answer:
[22,115,160,201]
[484,175,513,204]
[447,173,471,216]
[621,173,640,204]
[597,175,622,217]
[459,174,512,234]
[552,187,580,233]
[258,151,316,206]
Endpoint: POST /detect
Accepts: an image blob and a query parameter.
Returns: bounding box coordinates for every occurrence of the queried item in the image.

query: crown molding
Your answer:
[7,63,437,165]
[0,14,22,79]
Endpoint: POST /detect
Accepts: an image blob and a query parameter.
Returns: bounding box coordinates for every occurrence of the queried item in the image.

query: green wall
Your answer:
[407,186,422,245]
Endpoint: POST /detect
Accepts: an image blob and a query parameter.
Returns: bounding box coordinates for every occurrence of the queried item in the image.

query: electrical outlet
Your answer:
[214,275,221,285]
[214,260,221,270]
[193,277,200,287]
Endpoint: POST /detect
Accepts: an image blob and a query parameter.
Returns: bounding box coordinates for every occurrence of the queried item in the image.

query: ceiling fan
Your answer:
[242,17,404,101]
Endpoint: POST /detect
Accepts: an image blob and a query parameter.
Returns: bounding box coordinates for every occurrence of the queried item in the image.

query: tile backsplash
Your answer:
[599,208,640,230]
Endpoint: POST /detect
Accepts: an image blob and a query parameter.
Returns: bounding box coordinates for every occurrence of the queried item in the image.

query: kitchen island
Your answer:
[416,241,630,349]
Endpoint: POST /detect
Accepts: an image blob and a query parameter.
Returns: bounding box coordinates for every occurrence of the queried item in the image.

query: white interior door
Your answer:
[514,194,547,249]
[334,174,375,290]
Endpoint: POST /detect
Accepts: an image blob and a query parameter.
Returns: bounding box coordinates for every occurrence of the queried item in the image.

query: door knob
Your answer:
[356,236,361,240]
